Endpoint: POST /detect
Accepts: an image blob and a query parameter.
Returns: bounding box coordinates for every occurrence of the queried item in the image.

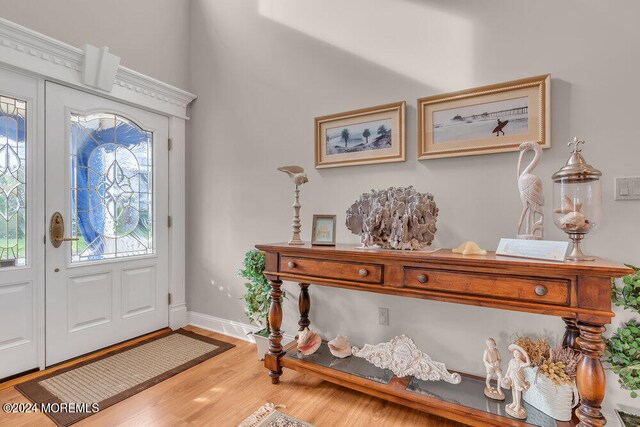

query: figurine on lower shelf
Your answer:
[482,338,505,401]
[501,343,532,420]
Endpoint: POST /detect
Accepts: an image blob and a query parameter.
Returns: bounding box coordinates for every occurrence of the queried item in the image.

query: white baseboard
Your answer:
[169,303,188,330]
[188,311,295,344]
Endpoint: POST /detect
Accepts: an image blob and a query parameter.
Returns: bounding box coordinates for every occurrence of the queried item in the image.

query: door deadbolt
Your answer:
[49,212,79,248]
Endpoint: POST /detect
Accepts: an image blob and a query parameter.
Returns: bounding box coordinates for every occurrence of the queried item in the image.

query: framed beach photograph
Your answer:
[311,215,336,246]
[315,101,405,168]
[417,74,550,159]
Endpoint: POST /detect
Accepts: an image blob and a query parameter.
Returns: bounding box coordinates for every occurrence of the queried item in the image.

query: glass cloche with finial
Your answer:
[551,137,602,261]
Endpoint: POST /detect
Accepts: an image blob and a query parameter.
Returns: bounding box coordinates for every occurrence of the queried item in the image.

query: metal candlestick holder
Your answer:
[289,185,304,245]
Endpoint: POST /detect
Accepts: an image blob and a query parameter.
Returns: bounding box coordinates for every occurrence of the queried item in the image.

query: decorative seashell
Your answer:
[328,335,352,358]
[452,241,487,256]
[554,195,583,214]
[559,211,589,231]
[297,328,321,355]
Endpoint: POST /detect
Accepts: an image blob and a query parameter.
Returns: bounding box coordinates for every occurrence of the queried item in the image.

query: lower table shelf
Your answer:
[281,342,573,427]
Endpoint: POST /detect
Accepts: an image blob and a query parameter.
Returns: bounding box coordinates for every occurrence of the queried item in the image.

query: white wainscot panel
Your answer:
[0,281,32,350]
[68,273,112,332]
[121,266,156,318]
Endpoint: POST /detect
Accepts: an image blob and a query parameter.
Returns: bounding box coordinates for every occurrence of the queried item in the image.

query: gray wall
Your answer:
[0,0,190,88]
[187,0,640,411]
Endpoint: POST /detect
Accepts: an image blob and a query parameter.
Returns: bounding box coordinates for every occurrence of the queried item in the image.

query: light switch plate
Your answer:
[615,177,640,200]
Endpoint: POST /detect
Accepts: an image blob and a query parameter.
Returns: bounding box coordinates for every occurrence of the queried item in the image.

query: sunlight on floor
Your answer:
[193,386,224,403]
[258,0,473,90]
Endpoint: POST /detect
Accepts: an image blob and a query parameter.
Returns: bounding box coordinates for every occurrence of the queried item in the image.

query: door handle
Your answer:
[49,212,79,248]
[54,236,80,243]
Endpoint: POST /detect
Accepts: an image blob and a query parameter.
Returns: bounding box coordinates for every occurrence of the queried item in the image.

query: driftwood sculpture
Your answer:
[345,186,438,250]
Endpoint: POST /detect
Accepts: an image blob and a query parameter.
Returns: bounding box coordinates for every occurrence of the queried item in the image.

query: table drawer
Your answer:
[280,256,383,284]
[403,268,569,305]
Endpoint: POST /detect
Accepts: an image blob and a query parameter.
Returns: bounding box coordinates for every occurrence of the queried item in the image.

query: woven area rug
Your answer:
[239,403,315,427]
[16,329,234,426]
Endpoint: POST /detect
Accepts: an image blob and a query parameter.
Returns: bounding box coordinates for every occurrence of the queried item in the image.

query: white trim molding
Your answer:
[170,304,188,330]
[0,17,196,118]
[188,311,295,344]
[168,117,187,330]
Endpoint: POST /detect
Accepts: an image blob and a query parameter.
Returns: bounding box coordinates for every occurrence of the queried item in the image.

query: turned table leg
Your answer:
[562,317,580,350]
[298,283,310,332]
[266,279,284,384]
[576,322,607,427]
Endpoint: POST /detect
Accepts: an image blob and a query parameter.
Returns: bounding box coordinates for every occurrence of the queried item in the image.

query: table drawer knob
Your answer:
[417,274,428,283]
[534,285,547,296]
[359,268,368,277]
[287,261,296,269]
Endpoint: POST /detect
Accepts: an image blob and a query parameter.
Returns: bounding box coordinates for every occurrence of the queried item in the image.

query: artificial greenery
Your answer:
[612,264,640,313]
[239,249,270,334]
[238,249,284,336]
[604,319,640,398]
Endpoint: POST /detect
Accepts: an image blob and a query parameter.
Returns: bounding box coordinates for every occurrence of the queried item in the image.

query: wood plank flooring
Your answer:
[0,326,461,426]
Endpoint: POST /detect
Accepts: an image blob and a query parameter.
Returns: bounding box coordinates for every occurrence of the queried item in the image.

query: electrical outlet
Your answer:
[378,307,389,325]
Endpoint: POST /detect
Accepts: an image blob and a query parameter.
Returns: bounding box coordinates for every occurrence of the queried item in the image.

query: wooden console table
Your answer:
[256,243,631,427]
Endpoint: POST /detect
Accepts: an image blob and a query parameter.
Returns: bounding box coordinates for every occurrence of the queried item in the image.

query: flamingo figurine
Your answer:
[517,141,544,240]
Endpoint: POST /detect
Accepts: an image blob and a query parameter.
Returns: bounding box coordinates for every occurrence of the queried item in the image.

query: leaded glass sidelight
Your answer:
[70,113,153,262]
[0,96,27,266]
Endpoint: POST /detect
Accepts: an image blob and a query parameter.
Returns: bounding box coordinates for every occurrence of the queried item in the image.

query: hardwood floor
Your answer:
[0,326,461,426]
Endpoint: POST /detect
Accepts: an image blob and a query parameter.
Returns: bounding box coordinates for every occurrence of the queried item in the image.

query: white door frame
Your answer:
[0,17,195,371]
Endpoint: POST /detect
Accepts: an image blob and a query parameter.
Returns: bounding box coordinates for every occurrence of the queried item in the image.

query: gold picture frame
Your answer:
[417,74,550,160]
[311,214,336,246]
[315,101,406,168]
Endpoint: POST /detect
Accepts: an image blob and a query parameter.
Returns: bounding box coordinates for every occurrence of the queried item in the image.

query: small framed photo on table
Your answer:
[311,215,337,246]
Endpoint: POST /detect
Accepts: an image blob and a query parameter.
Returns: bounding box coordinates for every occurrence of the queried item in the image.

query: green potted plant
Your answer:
[608,264,640,399]
[611,264,640,314]
[239,249,283,360]
[606,264,640,426]
[605,320,640,399]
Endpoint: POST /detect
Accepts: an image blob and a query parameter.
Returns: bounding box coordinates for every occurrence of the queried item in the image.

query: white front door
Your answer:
[0,68,42,378]
[45,82,169,365]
